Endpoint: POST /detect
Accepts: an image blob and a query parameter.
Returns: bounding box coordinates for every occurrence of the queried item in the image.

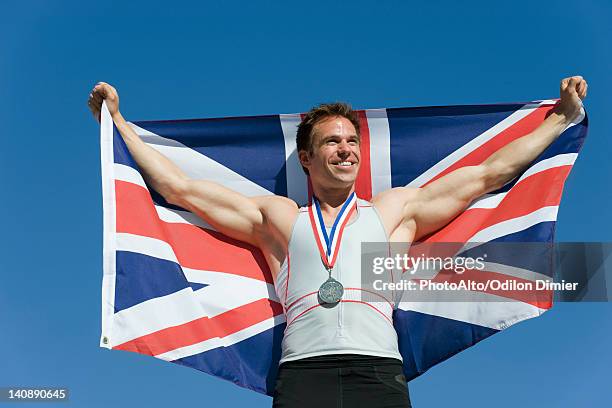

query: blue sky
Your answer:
[1,1,610,407]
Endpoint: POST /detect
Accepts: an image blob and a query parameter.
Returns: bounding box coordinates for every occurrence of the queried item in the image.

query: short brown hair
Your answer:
[296,102,360,175]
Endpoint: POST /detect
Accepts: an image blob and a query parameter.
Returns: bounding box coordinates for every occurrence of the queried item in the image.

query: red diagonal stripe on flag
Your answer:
[423,104,556,187]
[425,165,572,243]
[114,298,284,356]
[115,180,273,283]
[427,268,553,309]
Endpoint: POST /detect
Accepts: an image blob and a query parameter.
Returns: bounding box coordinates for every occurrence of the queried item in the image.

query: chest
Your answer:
[285,207,387,291]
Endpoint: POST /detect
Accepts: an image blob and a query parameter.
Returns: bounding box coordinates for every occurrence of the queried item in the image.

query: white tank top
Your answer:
[274,199,402,364]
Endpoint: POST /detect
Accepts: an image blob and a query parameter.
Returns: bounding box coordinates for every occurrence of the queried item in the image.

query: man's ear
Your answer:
[298,150,311,170]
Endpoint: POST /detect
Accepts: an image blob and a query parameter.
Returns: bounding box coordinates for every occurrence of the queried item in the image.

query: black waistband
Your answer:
[280,354,403,369]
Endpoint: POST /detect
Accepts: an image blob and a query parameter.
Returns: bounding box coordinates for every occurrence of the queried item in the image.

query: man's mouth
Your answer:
[332,161,356,167]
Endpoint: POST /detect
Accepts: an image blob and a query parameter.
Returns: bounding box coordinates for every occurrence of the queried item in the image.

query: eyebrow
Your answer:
[321,134,360,142]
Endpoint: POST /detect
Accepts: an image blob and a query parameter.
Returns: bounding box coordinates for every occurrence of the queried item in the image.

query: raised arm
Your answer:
[88,82,296,246]
[375,76,587,241]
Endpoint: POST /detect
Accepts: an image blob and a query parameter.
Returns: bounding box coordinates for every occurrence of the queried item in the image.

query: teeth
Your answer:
[337,162,352,166]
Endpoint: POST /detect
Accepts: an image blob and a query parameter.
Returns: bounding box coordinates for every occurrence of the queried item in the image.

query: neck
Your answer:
[311,183,356,213]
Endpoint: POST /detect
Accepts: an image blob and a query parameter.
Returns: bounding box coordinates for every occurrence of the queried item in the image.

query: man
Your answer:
[88,77,587,408]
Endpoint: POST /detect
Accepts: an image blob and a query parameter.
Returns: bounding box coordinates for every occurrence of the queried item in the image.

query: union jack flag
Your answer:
[99,100,587,395]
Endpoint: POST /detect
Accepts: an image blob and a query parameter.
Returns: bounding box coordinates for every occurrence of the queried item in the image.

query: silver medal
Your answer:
[308,193,356,305]
[318,277,344,304]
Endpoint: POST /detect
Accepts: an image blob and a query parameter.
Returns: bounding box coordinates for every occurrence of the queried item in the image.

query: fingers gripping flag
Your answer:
[99,100,587,395]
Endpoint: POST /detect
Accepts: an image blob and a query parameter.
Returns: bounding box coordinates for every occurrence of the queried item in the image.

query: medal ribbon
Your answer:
[307,192,358,270]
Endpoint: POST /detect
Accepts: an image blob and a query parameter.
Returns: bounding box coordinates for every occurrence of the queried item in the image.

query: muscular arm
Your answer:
[375,76,587,241]
[88,82,297,247]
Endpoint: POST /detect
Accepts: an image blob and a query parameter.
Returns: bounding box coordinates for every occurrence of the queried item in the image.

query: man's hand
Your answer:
[554,75,588,123]
[87,82,119,122]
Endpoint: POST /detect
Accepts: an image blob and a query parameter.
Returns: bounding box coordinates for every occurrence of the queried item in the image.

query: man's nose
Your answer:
[337,140,351,155]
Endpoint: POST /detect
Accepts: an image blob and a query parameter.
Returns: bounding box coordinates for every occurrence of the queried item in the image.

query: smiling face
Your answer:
[299,116,361,189]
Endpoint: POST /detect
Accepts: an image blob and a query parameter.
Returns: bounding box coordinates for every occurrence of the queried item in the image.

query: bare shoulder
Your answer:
[252,195,299,241]
[253,195,299,214]
[371,187,421,239]
[372,187,420,212]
